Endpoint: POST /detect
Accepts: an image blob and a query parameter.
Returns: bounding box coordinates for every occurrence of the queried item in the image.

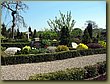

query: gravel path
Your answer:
[1,54,106,80]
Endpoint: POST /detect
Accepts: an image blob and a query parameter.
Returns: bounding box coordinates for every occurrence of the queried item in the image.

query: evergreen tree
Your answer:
[59,26,70,46]
[87,23,92,39]
[33,29,37,38]
[28,26,32,37]
[1,23,7,37]
[17,28,20,39]
[82,28,91,44]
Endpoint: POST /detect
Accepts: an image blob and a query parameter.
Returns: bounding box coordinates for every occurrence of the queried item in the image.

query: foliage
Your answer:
[1,46,6,51]
[1,48,106,65]
[85,20,98,29]
[33,29,37,38]
[22,46,31,54]
[82,28,92,44]
[1,23,7,37]
[16,48,48,55]
[76,43,88,50]
[98,41,106,48]
[28,26,33,37]
[47,11,75,33]
[87,43,103,49]
[47,46,57,53]
[1,50,9,57]
[70,38,82,44]
[56,45,69,52]
[30,48,48,54]
[16,28,20,39]
[1,43,30,48]
[29,68,85,80]
[59,26,70,46]
[97,61,106,74]
[37,30,58,40]
[41,39,51,47]
[86,23,92,39]
[84,65,98,78]
[28,61,106,80]
[71,28,82,38]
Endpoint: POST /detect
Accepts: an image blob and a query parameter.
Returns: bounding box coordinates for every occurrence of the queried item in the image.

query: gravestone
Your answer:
[71,42,78,49]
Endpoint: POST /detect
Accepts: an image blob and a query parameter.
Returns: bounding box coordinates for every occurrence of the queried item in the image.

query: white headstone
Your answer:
[4,47,21,55]
[71,42,78,49]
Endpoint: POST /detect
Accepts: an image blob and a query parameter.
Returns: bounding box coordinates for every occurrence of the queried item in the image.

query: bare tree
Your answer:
[1,1,28,39]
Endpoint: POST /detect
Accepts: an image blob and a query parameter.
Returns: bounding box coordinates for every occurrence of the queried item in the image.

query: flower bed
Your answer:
[1,48,106,65]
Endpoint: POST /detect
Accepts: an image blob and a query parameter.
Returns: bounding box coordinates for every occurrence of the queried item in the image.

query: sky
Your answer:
[2,1,106,32]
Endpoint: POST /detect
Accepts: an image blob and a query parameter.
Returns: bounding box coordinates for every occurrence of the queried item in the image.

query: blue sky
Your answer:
[2,1,106,32]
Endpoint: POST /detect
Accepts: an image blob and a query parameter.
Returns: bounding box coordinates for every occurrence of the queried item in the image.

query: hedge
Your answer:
[1,43,30,48]
[1,48,106,65]
[28,61,106,80]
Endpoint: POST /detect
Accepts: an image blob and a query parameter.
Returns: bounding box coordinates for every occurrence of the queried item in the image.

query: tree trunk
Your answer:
[11,11,16,39]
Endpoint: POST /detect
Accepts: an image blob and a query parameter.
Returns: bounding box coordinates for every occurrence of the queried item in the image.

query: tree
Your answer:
[7,28,12,38]
[33,29,37,38]
[1,1,28,39]
[86,23,92,39]
[85,20,98,29]
[17,28,20,39]
[71,28,82,38]
[82,28,91,44]
[59,26,70,46]
[47,11,75,33]
[28,26,32,37]
[1,23,7,37]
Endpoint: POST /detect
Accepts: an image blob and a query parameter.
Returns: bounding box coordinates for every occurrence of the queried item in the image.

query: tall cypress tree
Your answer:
[59,26,70,46]
[87,23,92,39]
[1,23,7,37]
[28,26,32,37]
[33,29,37,38]
[82,28,91,44]
[17,28,20,39]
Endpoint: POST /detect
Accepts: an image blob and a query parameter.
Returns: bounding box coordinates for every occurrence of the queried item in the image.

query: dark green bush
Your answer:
[28,61,106,80]
[1,43,30,48]
[1,46,6,51]
[97,61,106,74]
[56,45,69,52]
[84,65,98,79]
[1,48,106,65]
[29,68,85,80]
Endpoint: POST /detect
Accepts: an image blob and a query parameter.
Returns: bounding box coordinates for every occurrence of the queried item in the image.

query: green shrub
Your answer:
[1,46,6,51]
[1,43,30,48]
[29,68,85,80]
[28,61,106,80]
[56,45,69,52]
[84,65,98,78]
[76,43,88,50]
[98,41,106,48]
[47,46,57,53]
[97,61,106,74]
[1,48,106,65]
[69,47,77,50]
[22,46,31,54]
